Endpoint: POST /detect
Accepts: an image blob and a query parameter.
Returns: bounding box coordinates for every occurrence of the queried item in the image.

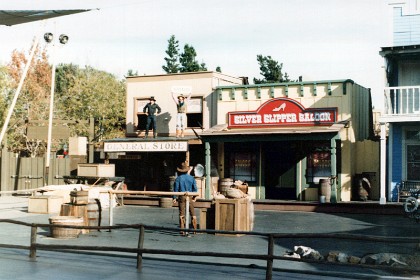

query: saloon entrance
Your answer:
[221,139,339,200]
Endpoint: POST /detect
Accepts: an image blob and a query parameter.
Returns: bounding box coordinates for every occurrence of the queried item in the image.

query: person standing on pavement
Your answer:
[172,92,192,138]
[143,96,161,138]
[173,161,198,235]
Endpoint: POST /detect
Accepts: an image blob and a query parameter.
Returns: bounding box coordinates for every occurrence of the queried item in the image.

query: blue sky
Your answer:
[0,0,392,108]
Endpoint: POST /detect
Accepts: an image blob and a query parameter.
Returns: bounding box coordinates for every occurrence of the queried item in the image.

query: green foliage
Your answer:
[163,36,207,73]
[126,69,138,76]
[56,66,126,141]
[253,55,293,84]
[162,35,180,73]
[0,43,126,155]
[216,66,222,73]
[179,44,208,72]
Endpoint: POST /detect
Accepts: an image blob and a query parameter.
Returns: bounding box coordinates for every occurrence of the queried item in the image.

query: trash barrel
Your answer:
[319,179,331,203]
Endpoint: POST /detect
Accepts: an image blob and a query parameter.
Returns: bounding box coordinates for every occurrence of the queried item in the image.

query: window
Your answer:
[404,128,420,181]
[228,152,257,182]
[407,144,420,180]
[187,97,203,128]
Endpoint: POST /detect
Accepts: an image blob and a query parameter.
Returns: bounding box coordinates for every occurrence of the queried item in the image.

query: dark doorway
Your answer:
[264,142,297,199]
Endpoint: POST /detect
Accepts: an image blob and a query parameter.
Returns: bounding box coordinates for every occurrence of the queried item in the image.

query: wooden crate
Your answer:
[28,195,63,214]
[77,163,115,177]
[214,198,250,235]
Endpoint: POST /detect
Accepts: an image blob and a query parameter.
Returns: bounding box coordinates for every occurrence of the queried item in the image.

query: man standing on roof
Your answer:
[143,96,161,138]
[172,91,192,138]
[173,161,198,235]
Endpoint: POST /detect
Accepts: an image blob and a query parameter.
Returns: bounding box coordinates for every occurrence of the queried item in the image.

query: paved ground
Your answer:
[0,196,419,279]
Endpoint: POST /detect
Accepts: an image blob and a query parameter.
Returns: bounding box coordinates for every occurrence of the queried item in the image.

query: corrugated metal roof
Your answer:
[201,123,344,137]
[0,10,91,26]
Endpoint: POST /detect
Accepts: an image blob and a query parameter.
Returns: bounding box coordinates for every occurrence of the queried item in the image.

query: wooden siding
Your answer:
[393,6,420,46]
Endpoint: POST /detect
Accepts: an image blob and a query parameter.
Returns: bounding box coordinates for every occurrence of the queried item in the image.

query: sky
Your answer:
[0,0,393,109]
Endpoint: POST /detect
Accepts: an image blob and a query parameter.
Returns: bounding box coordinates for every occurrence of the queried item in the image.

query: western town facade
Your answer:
[103,72,379,203]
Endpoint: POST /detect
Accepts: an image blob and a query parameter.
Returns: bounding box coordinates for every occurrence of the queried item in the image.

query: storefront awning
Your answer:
[200,123,344,142]
[0,10,91,26]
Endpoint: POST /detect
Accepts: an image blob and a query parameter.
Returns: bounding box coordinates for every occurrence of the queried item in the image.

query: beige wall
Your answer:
[126,72,243,136]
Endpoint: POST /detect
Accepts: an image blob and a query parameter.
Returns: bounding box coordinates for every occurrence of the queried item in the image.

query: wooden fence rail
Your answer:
[0,219,418,280]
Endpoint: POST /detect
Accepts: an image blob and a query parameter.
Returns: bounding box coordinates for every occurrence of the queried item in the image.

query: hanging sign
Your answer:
[228,97,337,128]
[104,141,188,152]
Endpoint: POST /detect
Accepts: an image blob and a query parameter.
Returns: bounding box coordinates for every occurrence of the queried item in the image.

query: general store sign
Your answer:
[228,98,337,128]
[104,141,188,152]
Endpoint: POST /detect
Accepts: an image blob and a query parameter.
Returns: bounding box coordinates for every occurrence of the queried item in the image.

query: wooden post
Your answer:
[266,234,274,280]
[137,225,145,271]
[109,191,114,229]
[29,224,37,261]
[185,194,190,236]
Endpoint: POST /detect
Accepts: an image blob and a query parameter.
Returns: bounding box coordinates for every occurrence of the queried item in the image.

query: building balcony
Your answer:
[382,86,420,123]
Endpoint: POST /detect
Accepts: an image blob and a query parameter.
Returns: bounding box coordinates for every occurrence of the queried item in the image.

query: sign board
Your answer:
[26,126,70,140]
[171,86,192,94]
[104,141,188,152]
[228,97,337,128]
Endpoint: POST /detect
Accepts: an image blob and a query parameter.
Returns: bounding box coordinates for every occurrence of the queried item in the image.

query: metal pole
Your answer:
[0,37,39,146]
[45,42,57,186]
[205,142,211,199]
[380,122,387,204]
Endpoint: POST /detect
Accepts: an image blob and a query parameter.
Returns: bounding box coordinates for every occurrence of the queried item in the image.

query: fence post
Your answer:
[29,224,37,261]
[109,191,114,230]
[185,195,189,236]
[266,234,274,280]
[137,225,145,271]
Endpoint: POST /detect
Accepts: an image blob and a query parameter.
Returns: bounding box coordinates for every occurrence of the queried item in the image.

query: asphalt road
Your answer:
[0,196,418,280]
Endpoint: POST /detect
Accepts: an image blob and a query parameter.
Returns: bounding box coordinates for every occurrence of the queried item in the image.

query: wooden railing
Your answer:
[384,86,420,115]
[0,219,418,280]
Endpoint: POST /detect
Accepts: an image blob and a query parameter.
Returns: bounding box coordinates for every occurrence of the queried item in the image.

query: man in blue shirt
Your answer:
[173,162,198,235]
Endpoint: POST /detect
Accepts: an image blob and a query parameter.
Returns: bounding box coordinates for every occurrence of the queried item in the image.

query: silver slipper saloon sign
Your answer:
[104,141,188,152]
[228,97,337,128]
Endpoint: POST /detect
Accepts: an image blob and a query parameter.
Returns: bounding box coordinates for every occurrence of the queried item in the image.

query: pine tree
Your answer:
[253,55,292,84]
[162,35,180,73]
[179,44,201,72]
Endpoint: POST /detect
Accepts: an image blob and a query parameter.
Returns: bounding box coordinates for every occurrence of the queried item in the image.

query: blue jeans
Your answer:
[146,115,156,134]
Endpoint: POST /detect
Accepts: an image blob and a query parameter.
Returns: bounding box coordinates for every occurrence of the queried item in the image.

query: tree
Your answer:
[253,55,292,84]
[162,35,180,73]
[5,44,52,154]
[56,66,126,141]
[126,69,138,76]
[179,44,207,73]
[216,66,222,73]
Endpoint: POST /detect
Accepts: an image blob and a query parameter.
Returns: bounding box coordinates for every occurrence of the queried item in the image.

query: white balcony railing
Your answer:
[384,86,420,115]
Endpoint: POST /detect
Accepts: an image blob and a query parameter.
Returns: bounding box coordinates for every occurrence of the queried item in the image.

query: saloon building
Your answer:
[103,72,377,202]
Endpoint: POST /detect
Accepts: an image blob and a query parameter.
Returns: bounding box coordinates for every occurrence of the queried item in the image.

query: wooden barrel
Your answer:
[70,190,89,205]
[87,200,101,228]
[49,216,83,239]
[159,197,173,208]
[218,178,234,196]
[319,179,331,203]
